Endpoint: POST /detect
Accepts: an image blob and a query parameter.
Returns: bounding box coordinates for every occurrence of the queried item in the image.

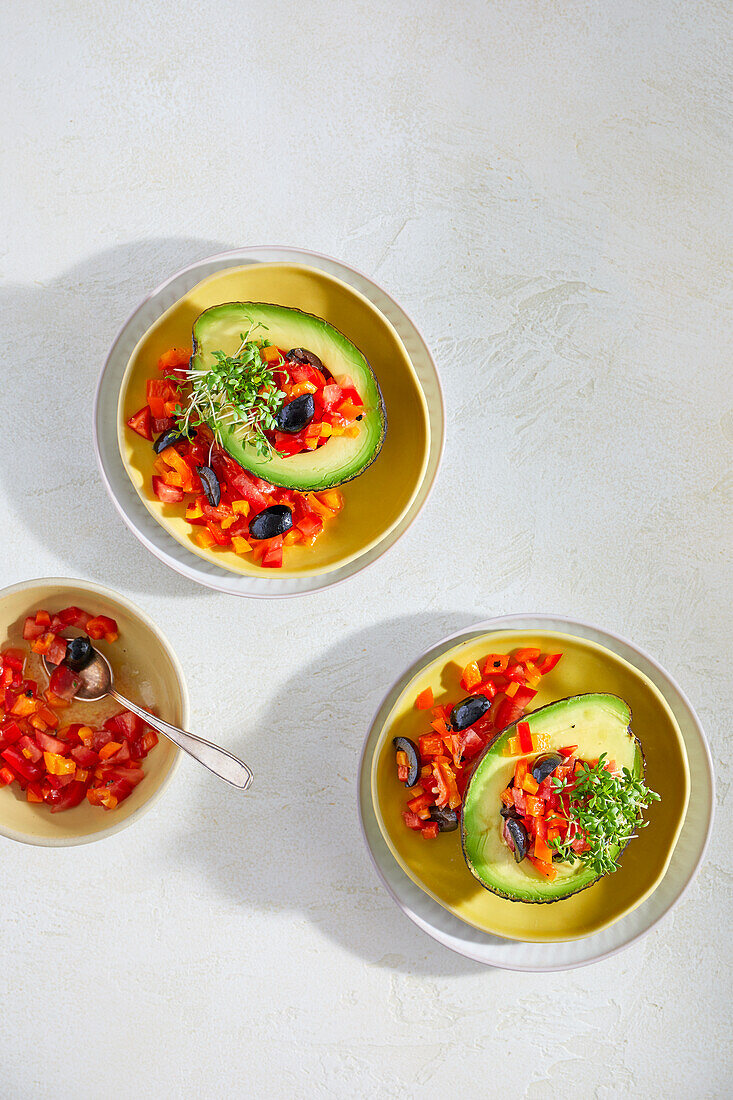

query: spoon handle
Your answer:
[110,690,253,790]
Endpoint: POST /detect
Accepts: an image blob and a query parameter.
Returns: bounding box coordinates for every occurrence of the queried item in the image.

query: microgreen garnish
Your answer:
[173,323,286,458]
[549,754,660,877]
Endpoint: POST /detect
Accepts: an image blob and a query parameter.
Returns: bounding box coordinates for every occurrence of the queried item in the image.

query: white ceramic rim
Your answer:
[0,576,188,847]
[93,245,445,598]
[357,613,715,971]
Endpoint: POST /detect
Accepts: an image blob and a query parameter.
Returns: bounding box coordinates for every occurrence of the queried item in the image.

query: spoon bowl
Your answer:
[44,642,253,790]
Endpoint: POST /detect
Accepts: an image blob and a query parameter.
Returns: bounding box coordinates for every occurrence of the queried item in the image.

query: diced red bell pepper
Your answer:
[512,686,537,710]
[0,719,24,749]
[415,687,434,710]
[126,405,153,440]
[418,733,444,758]
[2,648,26,672]
[146,379,180,420]
[407,791,434,814]
[559,745,578,757]
[421,821,440,839]
[1,745,43,783]
[432,761,460,808]
[514,647,541,663]
[460,729,485,760]
[495,697,523,732]
[0,766,14,786]
[537,653,562,675]
[517,720,534,754]
[482,654,509,676]
[157,347,191,378]
[527,855,557,880]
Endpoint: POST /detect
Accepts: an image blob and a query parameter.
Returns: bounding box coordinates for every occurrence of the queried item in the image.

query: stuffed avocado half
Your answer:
[190,302,386,491]
[461,694,646,903]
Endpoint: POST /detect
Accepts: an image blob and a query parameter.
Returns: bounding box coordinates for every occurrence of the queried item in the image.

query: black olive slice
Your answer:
[153,427,196,454]
[276,393,315,434]
[531,752,564,785]
[248,505,293,541]
[505,817,529,863]
[196,465,221,507]
[449,694,491,731]
[430,806,458,832]
[64,635,94,672]
[392,736,420,787]
[285,347,324,371]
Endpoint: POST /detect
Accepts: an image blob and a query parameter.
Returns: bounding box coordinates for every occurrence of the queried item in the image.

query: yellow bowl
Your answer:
[117,263,431,578]
[0,578,186,846]
[371,629,690,942]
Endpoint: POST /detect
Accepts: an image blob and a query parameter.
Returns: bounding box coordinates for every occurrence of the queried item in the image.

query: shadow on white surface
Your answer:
[1,239,231,598]
[174,612,497,977]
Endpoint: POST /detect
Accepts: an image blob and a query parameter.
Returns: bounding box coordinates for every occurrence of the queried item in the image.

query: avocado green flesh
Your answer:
[191,302,386,490]
[461,694,643,903]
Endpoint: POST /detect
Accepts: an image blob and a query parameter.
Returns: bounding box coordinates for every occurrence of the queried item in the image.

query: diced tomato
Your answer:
[0,719,24,749]
[495,697,523,732]
[46,780,87,813]
[460,729,485,760]
[35,730,69,755]
[126,405,153,440]
[22,616,45,640]
[0,766,14,786]
[512,685,537,710]
[511,787,527,815]
[559,745,578,757]
[152,475,184,503]
[146,379,180,420]
[71,745,99,767]
[48,665,80,701]
[402,811,424,831]
[421,821,440,839]
[46,636,68,667]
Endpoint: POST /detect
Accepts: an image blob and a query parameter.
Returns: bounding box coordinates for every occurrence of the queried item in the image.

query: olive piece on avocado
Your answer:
[248,505,293,541]
[430,806,459,832]
[450,694,491,731]
[64,635,94,671]
[276,393,315,434]
[531,752,564,785]
[392,736,420,788]
[504,817,529,863]
[285,347,324,371]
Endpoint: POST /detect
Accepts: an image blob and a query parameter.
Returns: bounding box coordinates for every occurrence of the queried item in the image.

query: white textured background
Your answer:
[1,1,731,1097]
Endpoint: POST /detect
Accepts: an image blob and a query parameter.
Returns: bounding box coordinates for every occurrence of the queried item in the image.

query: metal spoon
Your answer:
[43,646,253,790]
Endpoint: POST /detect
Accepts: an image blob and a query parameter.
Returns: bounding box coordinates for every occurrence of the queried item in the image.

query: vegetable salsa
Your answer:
[126,343,367,569]
[395,648,563,839]
[0,606,159,812]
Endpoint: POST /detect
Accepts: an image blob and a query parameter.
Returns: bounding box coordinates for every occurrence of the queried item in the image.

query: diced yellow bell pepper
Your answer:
[185,501,204,521]
[43,751,76,775]
[505,680,519,698]
[232,500,250,516]
[195,529,216,549]
[260,345,281,363]
[221,516,237,530]
[320,423,332,438]
[231,536,252,554]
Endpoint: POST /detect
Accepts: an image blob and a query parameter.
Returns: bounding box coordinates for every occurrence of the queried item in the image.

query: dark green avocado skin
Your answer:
[460,693,643,904]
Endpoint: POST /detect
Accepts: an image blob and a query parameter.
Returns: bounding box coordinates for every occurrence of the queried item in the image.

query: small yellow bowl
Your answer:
[371,629,690,942]
[0,578,186,846]
[117,263,431,579]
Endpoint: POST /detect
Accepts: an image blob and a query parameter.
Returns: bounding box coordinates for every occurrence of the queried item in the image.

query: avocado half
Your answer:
[190,302,386,491]
[461,694,644,904]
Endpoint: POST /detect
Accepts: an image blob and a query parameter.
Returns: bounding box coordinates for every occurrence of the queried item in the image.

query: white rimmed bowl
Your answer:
[0,577,186,846]
[95,246,444,597]
[358,614,714,970]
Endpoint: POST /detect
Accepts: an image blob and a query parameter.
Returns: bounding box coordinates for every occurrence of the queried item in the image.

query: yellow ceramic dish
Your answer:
[0,578,186,846]
[371,629,690,942]
[117,263,431,578]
